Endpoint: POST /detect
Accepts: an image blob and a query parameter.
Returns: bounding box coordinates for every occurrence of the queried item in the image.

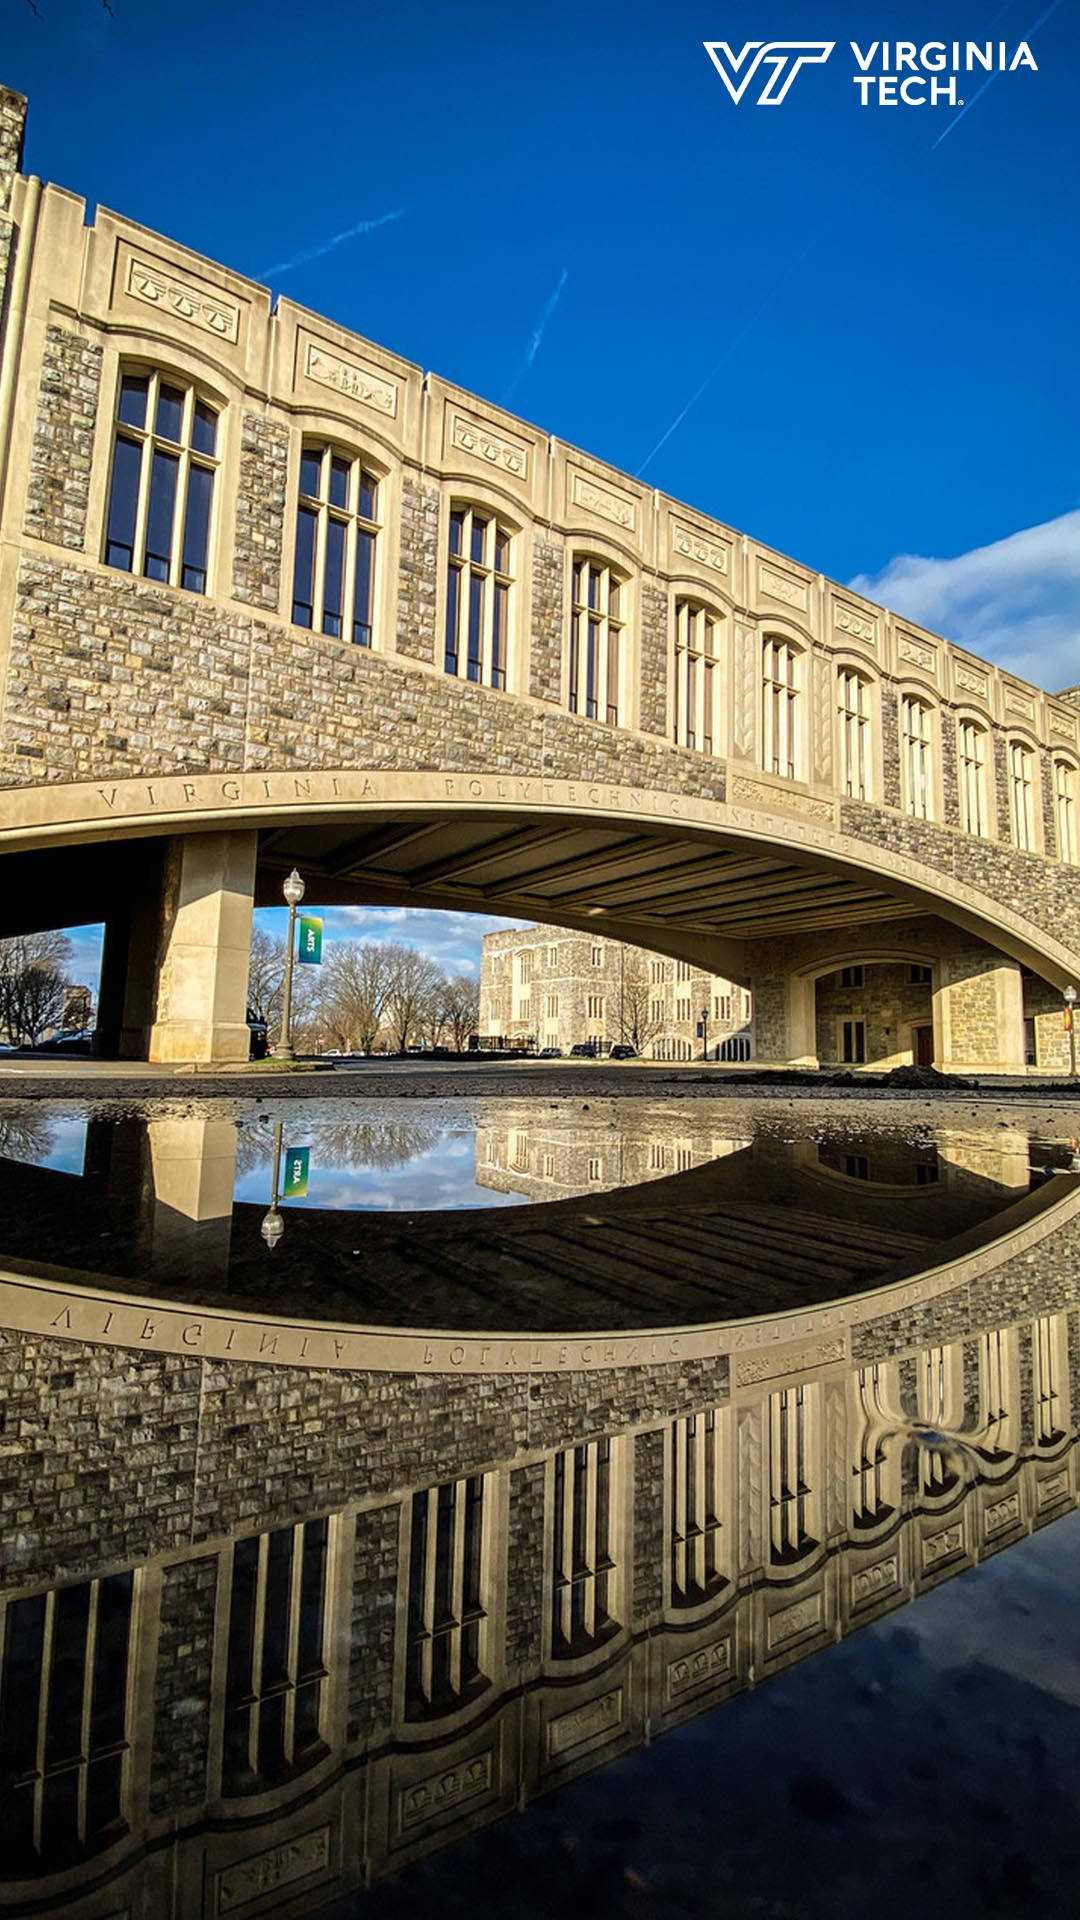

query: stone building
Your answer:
[479,926,753,1058]
[0,82,1079,1071]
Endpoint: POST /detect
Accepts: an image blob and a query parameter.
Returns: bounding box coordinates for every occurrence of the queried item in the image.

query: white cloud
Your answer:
[849,509,1080,693]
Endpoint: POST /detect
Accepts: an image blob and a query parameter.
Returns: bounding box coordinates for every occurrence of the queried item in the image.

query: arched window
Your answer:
[837,667,872,801]
[569,557,624,725]
[1007,740,1037,851]
[404,1475,490,1718]
[104,370,218,592]
[222,1518,330,1795]
[957,718,988,836]
[445,506,511,687]
[761,637,801,780]
[901,693,933,820]
[292,444,379,644]
[669,1408,727,1608]
[1054,757,1078,863]
[674,599,721,753]
[549,1438,621,1657]
[768,1384,818,1564]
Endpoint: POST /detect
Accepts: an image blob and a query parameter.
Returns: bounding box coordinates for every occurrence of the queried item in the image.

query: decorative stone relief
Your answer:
[813,651,834,787]
[671,520,731,576]
[450,410,529,479]
[984,1490,1021,1534]
[399,1753,493,1830]
[667,1638,732,1699]
[303,340,398,418]
[759,564,809,612]
[851,1556,900,1605]
[729,774,836,824]
[732,625,758,759]
[548,1687,623,1757]
[1036,1469,1070,1508]
[217,1827,331,1912]
[898,634,936,672]
[954,663,989,701]
[125,256,240,344]
[570,470,636,531]
[922,1524,964,1568]
[833,604,877,646]
[767,1593,822,1648]
[1004,683,1036,723]
[734,1336,845,1387]
[737,1405,763,1570]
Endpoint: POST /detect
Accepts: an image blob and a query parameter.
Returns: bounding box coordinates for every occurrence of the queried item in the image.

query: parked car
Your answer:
[609,1043,638,1060]
[246,1009,269,1060]
[570,1041,599,1058]
[36,1029,93,1054]
[538,1046,563,1058]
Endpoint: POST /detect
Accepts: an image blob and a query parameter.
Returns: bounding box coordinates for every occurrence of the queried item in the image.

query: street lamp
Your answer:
[1065,984,1078,1079]
[260,1122,285,1249]
[273,868,305,1060]
[700,1003,709,1063]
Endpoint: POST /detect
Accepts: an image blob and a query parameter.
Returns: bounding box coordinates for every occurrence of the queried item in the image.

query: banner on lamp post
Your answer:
[282,1146,310,1198]
[298,915,323,965]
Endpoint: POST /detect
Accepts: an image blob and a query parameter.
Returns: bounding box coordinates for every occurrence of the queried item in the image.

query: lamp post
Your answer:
[700,1003,709,1064]
[273,869,305,1060]
[260,1122,285,1250]
[1066,984,1078,1079]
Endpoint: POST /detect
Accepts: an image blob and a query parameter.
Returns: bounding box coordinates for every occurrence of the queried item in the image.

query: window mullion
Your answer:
[421,1485,439,1703]
[449,1486,467,1696]
[312,504,328,635]
[169,445,190,590]
[283,1525,303,1764]
[249,1533,269,1776]
[33,1588,56,1853]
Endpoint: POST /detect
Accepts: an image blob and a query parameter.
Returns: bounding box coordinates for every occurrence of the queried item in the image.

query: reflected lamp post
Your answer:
[273,868,305,1060]
[260,1122,284,1250]
[1066,984,1078,1079]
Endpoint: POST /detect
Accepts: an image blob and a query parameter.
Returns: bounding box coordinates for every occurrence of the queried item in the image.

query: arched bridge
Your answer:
[0,83,1078,1068]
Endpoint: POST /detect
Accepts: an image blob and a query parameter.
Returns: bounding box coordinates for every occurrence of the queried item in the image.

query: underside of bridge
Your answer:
[0,808,1065,1072]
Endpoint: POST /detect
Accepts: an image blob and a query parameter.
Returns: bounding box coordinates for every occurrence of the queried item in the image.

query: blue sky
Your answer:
[9,0,1077,989]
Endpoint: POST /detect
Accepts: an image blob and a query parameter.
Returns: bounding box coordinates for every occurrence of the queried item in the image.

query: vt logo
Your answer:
[704,41,836,105]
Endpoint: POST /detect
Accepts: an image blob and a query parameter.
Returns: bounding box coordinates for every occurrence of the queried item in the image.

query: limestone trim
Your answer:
[1,765,1078,984]
[1,1173,1075,1376]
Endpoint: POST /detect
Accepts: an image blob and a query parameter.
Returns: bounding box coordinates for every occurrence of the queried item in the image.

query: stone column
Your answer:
[148,830,257,1064]
[94,843,167,1058]
[933,947,1026,1075]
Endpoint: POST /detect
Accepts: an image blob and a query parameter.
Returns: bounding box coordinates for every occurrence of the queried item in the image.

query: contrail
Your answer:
[257,207,410,281]
[932,0,1065,149]
[504,268,569,404]
[635,242,814,479]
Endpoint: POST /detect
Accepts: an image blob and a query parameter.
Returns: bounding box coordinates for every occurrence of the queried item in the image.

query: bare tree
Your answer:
[246,926,286,1029]
[317,942,394,1053]
[440,974,481,1052]
[383,943,442,1052]
[0,931,74,1047]
[612,954,666,1053]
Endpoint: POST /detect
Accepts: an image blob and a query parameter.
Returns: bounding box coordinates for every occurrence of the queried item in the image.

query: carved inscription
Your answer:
[304,342,398,418]
[759,565,808,611]
[399,1753,493,1831]
[126,257,240,344]
[570,471,636,531]
[922,1524,964,1568]
[451,412,528,478]
[672,521,730,575]
[548,1688,623,1757]
[851,1556,899,1605]
[735,1337,846,1387]
[767,1594,822,1648]
[217,1827,330,1913]
[668,1639,731,1699]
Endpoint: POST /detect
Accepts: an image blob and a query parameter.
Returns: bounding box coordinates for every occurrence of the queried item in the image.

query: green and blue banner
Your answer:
[298,915,323,965]
[282,1146,310,1198]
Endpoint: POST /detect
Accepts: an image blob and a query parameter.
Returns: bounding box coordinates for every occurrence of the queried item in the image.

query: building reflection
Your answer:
[1,1284,1078,1916]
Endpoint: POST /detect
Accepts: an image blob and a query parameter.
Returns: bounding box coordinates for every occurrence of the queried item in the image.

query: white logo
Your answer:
[704,40,836,106]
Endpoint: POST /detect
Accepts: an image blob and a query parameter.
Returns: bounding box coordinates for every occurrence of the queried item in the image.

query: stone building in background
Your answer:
[479,926,753,1058]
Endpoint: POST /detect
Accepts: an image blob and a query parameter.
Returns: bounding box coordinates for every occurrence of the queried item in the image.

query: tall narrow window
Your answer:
[958,720,988,836]
[674,600,721,753]
[569,559,624,726]
[901,694,933,819]
[669,1410,726,1608]
[292,446,379,644]
[105,372,217,592]
[978,1330,1015,1461]
[1033,1314,1067,1448]
[837,669,872,801]
[1054,758,1078,863]
[0,1572,134,1868]
[550,1439,618,1657]
[445,507,511,687]
[852,1366,894,1528]
[762,639,800,780]
[842,1019,866,1063]
[1008,740,1036,851]
[768,1386,816,1563]
[222,1519,329,1795]
[405,1476,488,1718]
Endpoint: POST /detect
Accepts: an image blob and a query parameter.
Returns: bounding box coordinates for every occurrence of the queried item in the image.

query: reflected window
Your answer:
[762,638,800,780]
[669,1410,726,1607]
[222,1519,329,1795]
[977,1329,1015,1462]
[674,599,721,753]
[292,445,379,644]
[852,1365,894,1529]
[569,558,624,725]
[405,1476,488,1718]
[1034,1314,1067,1448]
[901,694,933,819]
[958,719,988,836]
[837,668,872,801]
[446,507,511,687]
[918,1346,960,1495]
[105,371,218,592]
[0,1572,134,1869]
[769,1385,817,1563]
[550,1439,619,1657]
